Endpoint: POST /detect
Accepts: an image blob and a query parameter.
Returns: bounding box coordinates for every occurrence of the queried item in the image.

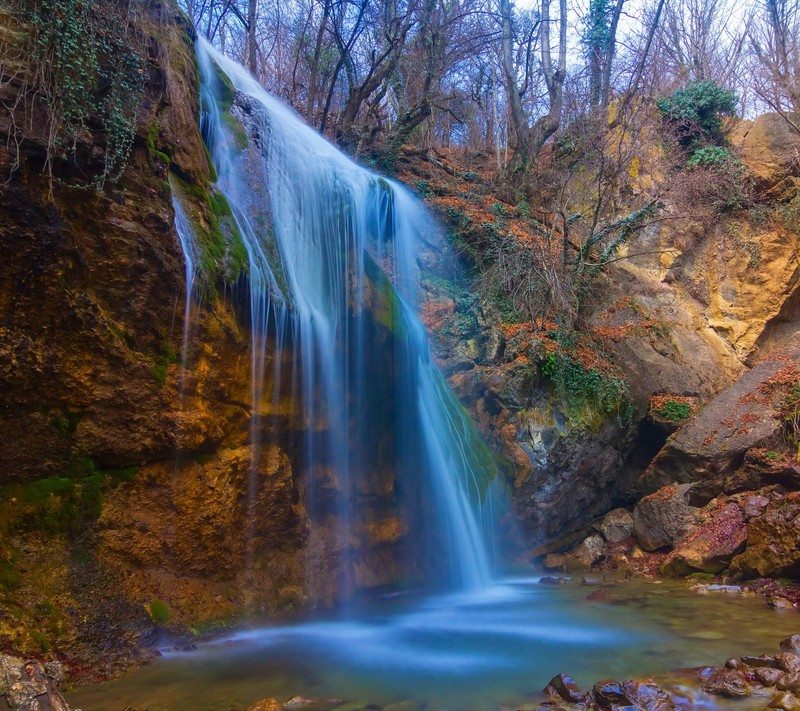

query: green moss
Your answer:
[147,599,171,624]
[170,173,249,294]
[0,464,139,538]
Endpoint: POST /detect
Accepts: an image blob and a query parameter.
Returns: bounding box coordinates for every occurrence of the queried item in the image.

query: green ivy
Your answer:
[657,80,737,150]
[17,0,146,189]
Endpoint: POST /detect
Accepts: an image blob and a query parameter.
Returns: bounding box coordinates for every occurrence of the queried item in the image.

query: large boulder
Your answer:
[633,483,698,551]
[644,335,800,489]
[730,492,800,579]
[661,502,747,575]
[596,507,635,542]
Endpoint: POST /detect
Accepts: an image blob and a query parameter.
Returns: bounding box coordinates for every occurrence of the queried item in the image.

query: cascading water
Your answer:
[194,38,497,595]
[170,182,199,374]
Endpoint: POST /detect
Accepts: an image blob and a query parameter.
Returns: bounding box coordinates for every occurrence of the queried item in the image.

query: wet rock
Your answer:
[661,502,746,575]
[0,656,71,711]
[742,655,780,669]
[769,597,795,609]
[702,669,752,697]
[730,493,800,579]
[621,680,677,710]
[782,637,800,654]
[543,673,585,703]
[246,700,284,711]
[539,576,571,585]
[778,674,800,692]
[593,679,630,707]
[597,509,635,543]
[633,483,697,551]
[570,534,606,568]
[757,668,787,687]
[777,654,800,675]
[726,658,745,670]
[283,699,344,711]
[768,691,800,710]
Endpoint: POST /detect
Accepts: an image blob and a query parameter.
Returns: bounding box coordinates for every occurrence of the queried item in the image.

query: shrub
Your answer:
[686,146,753,212]
[657,80,737,150]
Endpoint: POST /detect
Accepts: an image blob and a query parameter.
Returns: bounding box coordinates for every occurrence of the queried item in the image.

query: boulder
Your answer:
[592,679,630,707]
[597,508,635,543]
[779,674,800,692]
[621,680,677,710]
[661,502,746,575]
[757,668,787,687]
[778,654,800,675]
[570,534,607,568]
[644,335,800,489]
[729,493,800,579]
[633,483,697,551]
[702,669,751,697]
[0,656,71,711]
[769,691,800,710]
[782,636,800,654]
[543,673,585,703]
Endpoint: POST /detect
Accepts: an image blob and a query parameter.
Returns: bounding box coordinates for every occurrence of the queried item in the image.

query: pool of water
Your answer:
[68,576,796,711]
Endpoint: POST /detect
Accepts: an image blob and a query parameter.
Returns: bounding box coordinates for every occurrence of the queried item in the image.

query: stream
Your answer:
[68,576,795,711]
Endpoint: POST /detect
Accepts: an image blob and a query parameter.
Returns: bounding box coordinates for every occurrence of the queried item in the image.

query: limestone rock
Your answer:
[661,502,746,575]
[729,493,800,579]
[570,534,606,568]
[730,113,800,199]
[0,656,71,711]
[633,483,697,551]
[597,508,635,543]
[782,636,800,654]
[644,335,800,489]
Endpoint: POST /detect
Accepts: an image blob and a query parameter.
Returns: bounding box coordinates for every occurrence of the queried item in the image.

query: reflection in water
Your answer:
[69,577,792,711]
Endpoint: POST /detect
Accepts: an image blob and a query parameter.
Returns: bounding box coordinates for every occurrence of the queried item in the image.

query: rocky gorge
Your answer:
[0,0,799,708]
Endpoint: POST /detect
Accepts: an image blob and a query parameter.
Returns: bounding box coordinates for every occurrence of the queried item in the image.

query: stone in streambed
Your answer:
[621,680,677,710]
[781,636,800,654]
[769,691,800,710]
[777,654,800,675]
[779,674,800,692]
[757,668,787,687]
[592,679,631,707]
[247,700,284,711]
[702,669,752,697]
[543,673,585,703]
[742,655,780,669]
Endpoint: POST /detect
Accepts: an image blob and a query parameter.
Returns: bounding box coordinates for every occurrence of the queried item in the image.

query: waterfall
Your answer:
[170,179,198,374]
[191,38,498,594]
